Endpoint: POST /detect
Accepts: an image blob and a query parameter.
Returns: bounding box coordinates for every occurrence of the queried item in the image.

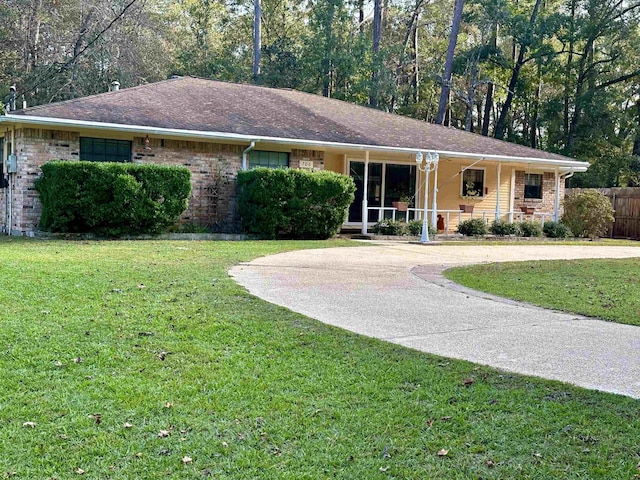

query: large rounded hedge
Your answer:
[237,168,355,239]
[35,161,191,236]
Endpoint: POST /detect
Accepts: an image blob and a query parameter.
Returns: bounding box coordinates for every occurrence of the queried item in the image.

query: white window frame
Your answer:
[460,167,486,198]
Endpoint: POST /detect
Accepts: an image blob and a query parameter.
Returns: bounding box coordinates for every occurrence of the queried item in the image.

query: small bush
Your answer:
[457,218,488,236]
[35,161,191,236]
[490,220,522,236]
[562,190,614,239]
[237,168,355,239]
[372,220,408,236]
[543,221,572,238]
[407,220,437,236]
[518,220,544,237]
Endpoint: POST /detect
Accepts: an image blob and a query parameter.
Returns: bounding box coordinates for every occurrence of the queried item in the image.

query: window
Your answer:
[250,150,289,169]
[80,137,131,163]
[524,173,543,199]
[462,168,484,197]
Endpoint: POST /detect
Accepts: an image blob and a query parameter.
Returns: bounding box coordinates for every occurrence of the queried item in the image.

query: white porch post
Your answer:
[421,165,430,242]
[430,163,438,228]
[554,168,561,222]
[495,162,501,220]
[416,151,439,243]
[361,151,369,235]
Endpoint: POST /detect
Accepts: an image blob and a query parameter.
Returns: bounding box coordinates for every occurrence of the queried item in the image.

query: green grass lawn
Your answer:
[1,238,639,479]
[445,257,640,326]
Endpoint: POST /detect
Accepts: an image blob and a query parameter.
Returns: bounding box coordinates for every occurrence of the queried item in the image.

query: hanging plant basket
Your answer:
[392,201,409,212]
[459,204,474,213]
[520,206,536,214]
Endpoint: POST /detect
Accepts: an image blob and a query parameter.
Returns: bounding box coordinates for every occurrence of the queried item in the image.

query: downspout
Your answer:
[2,131,6,234]
[8,126,15,235]
[554,169,574,222]
[242,141,256,171]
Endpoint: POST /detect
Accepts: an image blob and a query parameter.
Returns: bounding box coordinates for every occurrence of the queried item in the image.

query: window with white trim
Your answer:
[462,168,484,197]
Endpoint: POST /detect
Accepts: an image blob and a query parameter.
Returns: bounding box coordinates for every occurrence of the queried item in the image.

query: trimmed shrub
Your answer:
[372,220,408,236]
[35,161,191,236]
[543,221,572,239]
[407,220,437,237]
[457,218,488,236]
[490,220,522,236]
[518,220,544,237]
[237,168,355,239]
[562,190,614,239]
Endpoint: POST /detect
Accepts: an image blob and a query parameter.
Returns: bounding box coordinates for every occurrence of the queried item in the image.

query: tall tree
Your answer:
[253,0,261,80]
[369,0,383,107]
[436,0,464,124]
[493,0,543,140]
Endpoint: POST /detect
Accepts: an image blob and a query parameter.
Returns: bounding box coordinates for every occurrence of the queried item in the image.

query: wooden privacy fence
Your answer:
[567,188,640,240]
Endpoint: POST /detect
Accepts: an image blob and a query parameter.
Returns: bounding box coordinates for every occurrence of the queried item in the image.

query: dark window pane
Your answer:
[80,137,131,163]
[250,150,289,169]
[524,173,543,199]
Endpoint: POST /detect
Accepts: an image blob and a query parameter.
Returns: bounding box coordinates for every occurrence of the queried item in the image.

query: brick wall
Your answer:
[513,171,563,215]
[7,129,80,234]
[133,137,244,231]
[3,129,327,235]
[290,149,325,170]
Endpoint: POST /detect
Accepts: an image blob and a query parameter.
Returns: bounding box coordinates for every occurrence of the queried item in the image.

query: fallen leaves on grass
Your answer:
[124,422,133,429]
[182,456,192,464]
[75,468,85,475]
[158,430,170,438]
[437,449,449,457]
[88,414,102,425]
[22,422,36,428]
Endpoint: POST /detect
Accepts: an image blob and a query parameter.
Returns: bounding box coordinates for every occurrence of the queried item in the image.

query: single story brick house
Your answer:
[0,76,588,236]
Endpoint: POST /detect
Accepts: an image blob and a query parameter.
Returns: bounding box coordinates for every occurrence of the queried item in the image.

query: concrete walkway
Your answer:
[230,244,640,398]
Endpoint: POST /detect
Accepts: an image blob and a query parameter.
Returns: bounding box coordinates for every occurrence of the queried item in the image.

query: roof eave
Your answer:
[0,114,589,172]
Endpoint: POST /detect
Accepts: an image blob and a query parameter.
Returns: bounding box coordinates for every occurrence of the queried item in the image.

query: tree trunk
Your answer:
[563,0,575,143]
[322,2,335,98]
[369,0,383,107]
[481,23,497,136]
[436,0,464,125]
[464,56,478,131]
[634,100,640,156]
[412,12,419,104]
[253,0,261,80]
[494,0,543,140]
[530,67,541,149]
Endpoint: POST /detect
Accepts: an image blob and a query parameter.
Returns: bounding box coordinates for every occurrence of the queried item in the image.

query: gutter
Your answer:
[0,114,590,172]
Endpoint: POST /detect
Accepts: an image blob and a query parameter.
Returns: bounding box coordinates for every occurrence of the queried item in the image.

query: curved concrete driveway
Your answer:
[230,244,640,398]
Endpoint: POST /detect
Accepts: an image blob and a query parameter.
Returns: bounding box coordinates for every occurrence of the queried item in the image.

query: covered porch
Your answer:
[323,148,579,237]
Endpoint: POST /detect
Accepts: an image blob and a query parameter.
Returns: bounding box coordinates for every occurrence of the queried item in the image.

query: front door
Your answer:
[348,161,382,223]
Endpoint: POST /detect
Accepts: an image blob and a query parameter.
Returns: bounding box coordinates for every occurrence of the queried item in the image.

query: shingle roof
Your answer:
[14,76,579,163]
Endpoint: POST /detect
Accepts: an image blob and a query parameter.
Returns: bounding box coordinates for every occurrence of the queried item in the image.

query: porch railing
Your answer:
[366,207,552,236]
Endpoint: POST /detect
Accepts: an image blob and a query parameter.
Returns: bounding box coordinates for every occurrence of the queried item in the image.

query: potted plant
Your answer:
[520,205,536,214]
[460,181,481,213]
[392,194,412,212]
